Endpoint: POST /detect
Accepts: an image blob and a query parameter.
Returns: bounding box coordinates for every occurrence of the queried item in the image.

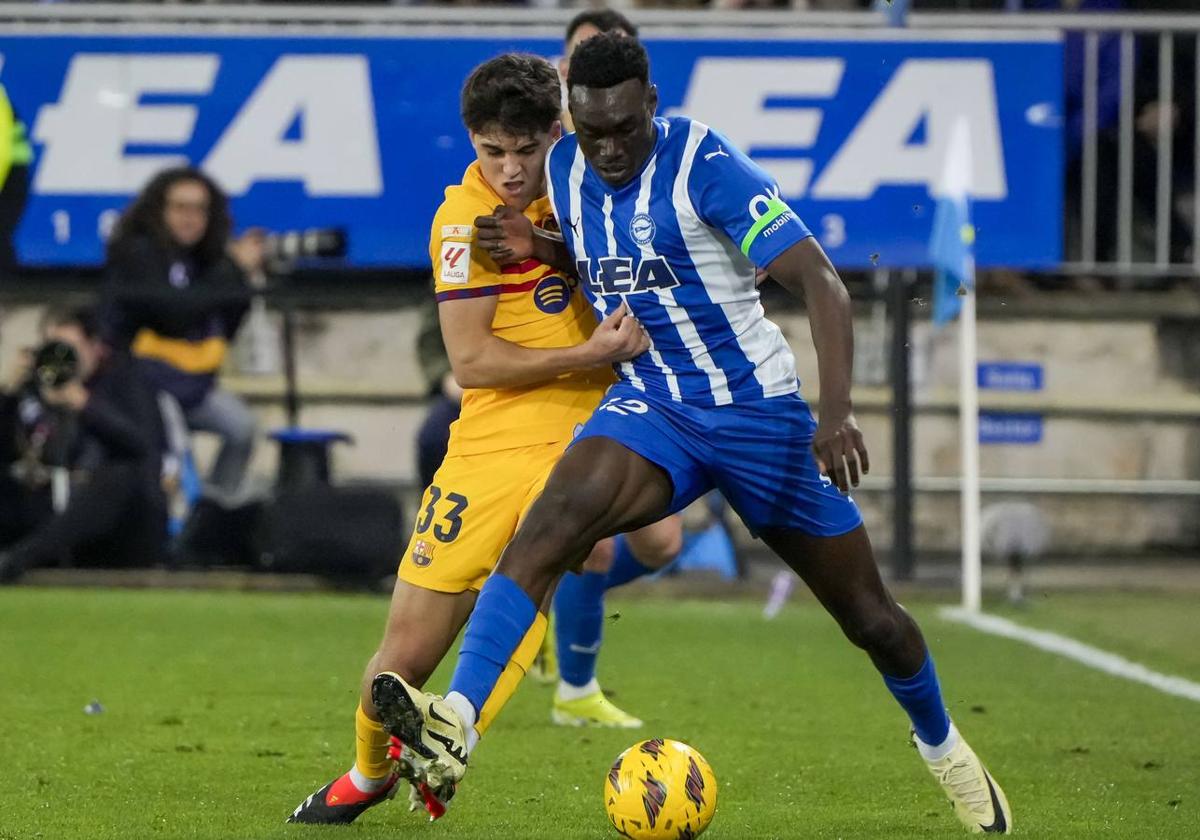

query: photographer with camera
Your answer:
[103,167,262,503]
[0,307,167,583]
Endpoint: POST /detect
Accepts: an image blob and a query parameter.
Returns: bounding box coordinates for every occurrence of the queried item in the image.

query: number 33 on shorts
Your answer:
[415,485,469,543]
[398,443,566,593]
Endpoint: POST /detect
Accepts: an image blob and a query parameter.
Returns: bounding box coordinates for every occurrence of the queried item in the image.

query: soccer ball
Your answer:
[604,738,717,840]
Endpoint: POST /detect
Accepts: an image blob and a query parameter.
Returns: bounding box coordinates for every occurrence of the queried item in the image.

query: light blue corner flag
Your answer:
[872,0,910,28]
[930,118,976,327]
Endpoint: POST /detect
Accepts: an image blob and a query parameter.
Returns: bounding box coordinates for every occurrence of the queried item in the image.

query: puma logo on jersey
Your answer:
[704,146,729,161]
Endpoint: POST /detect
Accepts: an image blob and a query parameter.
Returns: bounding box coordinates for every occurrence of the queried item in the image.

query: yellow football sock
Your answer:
[354,702,393,780]
[476,611,548,736]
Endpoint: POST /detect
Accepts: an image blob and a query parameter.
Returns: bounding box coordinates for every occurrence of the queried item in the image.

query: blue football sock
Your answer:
[448,574,537,715]
[552,535,661,689]
[603,534,656,591]
[553,570,607,688]
[882,653,951,746]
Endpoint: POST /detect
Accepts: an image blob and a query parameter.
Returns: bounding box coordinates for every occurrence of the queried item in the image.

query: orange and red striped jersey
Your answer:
[429,162,613,456]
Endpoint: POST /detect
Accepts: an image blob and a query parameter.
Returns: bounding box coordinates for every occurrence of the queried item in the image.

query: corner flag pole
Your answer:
[933,116,983,613]
[959,261,982,613]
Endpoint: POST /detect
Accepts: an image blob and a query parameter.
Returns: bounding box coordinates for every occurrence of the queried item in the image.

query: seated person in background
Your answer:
[102,167,264,503]
[0,306,167,583]
[413,296,464,490]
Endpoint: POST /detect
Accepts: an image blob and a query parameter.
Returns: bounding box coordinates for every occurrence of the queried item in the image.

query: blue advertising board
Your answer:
[0,31,1062,269]
[979,412,1044,445]
[977,362,1044,392]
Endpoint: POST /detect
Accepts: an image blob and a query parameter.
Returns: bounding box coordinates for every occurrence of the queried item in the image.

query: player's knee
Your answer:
[840,603,906,655]
[580,538,616,574]
[630,522,683,569]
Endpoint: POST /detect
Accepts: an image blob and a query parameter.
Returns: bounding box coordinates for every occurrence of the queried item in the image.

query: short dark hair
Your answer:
[566,31,649,92]
[565,9,638,43]
[41,305,99,341]
[461,53,561,137]
[107,167,232,269]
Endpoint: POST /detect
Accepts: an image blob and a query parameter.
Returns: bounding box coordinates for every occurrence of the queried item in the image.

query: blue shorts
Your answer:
[573,384,863,537]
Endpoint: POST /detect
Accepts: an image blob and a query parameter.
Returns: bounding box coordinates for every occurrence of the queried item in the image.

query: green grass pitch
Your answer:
[1,586,1196,839]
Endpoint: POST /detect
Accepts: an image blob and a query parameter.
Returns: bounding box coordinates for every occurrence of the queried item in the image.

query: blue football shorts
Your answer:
[572,383,863,537]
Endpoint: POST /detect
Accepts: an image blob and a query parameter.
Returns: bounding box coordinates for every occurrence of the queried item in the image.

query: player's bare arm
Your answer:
[473,205,574,274]
[439,295,648,390]
[765,237,869,494]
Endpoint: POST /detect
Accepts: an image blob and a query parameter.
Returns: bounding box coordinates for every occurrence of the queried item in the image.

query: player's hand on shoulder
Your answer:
[812,410,869,494]
[585,302,651,366]
[474,205,533,265]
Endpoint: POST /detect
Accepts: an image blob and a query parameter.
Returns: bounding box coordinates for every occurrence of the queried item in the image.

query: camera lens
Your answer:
[263,228,347,262]
[33,340,79,388]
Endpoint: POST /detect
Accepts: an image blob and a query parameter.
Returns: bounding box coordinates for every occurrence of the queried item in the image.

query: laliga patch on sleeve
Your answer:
[439,243,471,285]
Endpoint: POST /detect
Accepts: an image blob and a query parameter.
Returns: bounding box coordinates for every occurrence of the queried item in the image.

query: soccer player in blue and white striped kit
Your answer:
[374,35,1012,834]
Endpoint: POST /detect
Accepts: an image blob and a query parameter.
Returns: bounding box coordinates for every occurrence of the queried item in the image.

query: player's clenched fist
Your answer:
[474,205,534,265]
[812,412,870,494]
[583,302,650,366]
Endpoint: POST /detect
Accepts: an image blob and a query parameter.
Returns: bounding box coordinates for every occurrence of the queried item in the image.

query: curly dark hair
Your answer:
[106,167,232,268]
[461,53,562,137]
[566,31,649,92]
[565,9,638,43]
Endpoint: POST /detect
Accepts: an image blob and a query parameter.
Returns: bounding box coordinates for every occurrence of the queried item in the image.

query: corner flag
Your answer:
[930,118,975,327]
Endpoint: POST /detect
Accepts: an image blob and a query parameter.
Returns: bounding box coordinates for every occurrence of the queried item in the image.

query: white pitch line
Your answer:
[940,607,1200,704]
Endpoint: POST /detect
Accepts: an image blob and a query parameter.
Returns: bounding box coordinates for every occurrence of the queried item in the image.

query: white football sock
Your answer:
[348,765,389,793]
[444,691,480,754]
[916,721,961,763]
[556,677,601,702]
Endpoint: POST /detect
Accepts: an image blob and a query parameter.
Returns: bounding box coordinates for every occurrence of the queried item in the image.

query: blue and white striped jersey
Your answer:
[545,116,813,407]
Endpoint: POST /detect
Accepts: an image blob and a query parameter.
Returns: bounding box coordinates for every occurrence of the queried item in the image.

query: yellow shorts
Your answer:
[398,440,566,593]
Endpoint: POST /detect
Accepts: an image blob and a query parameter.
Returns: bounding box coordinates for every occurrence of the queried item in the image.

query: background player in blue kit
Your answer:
[373,35,1012,834]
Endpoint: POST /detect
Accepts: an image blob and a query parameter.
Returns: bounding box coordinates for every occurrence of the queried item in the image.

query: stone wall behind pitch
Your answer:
[3,302,1197,555]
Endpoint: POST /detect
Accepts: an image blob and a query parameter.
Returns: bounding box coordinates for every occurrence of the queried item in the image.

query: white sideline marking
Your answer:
[940,607,1200,703]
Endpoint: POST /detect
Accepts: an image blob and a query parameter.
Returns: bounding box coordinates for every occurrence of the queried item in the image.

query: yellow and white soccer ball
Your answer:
[604,738,718,840]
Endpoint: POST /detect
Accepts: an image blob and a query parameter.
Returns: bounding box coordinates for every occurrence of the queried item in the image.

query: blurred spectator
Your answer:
[102,167,262,502]
[1087,28,1196,268]
[560,8,639,131]
[0,306,167,583]
[1131,28,1195,263]
[0,82,32,274]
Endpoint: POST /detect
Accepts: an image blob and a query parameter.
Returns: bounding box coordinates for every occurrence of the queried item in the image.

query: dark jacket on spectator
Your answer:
[0,350,165,478]
[103,234,251,410]
[0,350,167,569]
